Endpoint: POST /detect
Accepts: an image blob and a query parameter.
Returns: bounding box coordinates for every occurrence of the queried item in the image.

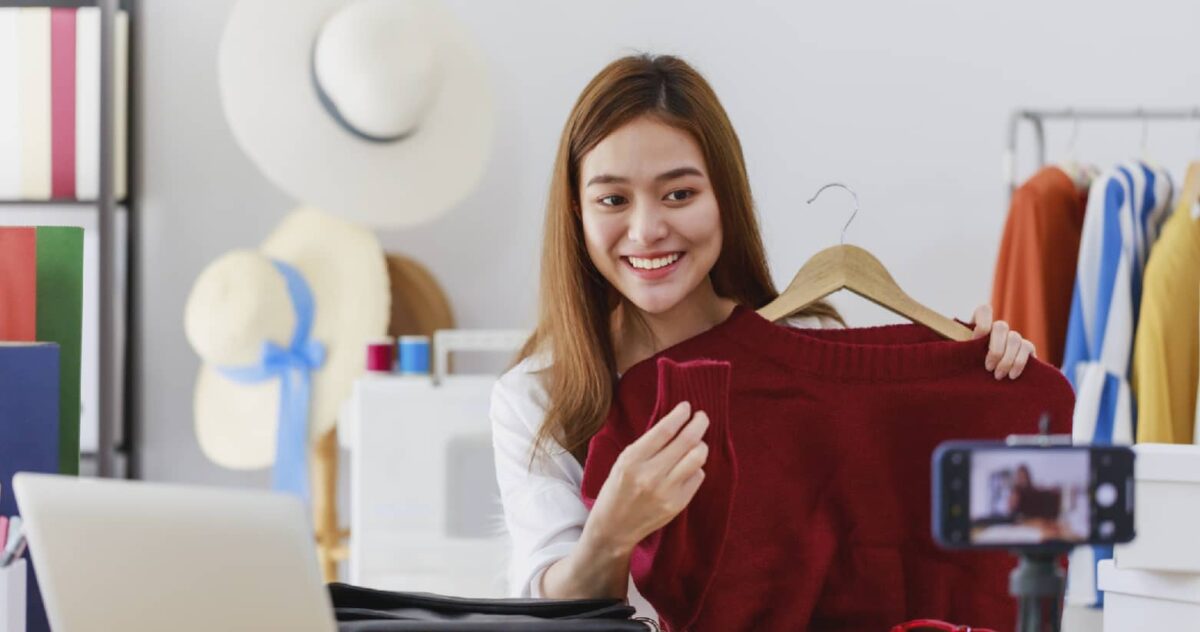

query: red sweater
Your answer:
[580,305,1074,631]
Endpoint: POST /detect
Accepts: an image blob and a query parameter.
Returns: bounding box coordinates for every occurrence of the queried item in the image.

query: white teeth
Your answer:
[628,253,681,270]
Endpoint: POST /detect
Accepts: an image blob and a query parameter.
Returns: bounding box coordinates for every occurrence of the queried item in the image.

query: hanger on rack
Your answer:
[1055,109,1097,192]
[757,183,974,341]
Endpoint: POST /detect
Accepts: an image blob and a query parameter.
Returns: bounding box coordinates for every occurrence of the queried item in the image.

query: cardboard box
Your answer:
[1114,443,1200,572]
[1099,559,1200,630]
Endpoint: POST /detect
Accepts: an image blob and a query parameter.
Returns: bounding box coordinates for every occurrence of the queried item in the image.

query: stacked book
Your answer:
[0,341,60,632]
[0,6,128,201]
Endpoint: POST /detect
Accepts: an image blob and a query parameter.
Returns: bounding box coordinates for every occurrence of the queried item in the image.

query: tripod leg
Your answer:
[1018,597,1044,632]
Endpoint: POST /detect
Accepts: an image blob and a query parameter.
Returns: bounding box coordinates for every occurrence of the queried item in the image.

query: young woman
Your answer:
[489,54,1037,618]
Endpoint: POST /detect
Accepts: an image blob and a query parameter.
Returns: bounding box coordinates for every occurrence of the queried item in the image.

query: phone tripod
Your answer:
[1006,420,1071,632]
[1009,549,1067,632]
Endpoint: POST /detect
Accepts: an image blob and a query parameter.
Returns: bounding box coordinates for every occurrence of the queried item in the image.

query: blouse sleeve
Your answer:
[779,313,845,330]
[489,358,590,598]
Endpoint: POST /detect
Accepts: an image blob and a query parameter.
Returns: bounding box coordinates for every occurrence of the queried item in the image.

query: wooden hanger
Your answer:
[757,183,974,341]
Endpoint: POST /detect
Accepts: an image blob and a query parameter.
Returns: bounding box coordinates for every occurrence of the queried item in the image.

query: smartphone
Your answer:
[932,441,1135,550]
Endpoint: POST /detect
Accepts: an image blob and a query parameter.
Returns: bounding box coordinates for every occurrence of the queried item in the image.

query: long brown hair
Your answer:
[515,54,841,465]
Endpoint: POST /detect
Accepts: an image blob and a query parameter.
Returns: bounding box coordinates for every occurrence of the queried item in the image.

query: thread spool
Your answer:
[397,335,430,375]
[365,337,394,372]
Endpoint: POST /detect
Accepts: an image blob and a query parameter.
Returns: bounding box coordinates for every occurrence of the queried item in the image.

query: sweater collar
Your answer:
[717,304,991,381]
[617,303,994,386]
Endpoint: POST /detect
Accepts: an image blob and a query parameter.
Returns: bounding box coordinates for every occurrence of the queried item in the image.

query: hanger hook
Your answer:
[807,182,860,245]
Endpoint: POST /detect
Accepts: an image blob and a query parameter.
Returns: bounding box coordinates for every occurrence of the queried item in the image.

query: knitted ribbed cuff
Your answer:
[654,357,732,428]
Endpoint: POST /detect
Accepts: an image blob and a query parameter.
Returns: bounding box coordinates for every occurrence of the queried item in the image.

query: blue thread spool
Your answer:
[397,335,431,375]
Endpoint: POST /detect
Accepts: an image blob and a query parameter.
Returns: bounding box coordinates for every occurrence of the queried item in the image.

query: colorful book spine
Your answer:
[75,7,99,200]
[0,226,83,476]
[0,342,59,632]
[18,7,51,201]
[0,11,21,199]
[50,8,76,200]
[0,7,127,202]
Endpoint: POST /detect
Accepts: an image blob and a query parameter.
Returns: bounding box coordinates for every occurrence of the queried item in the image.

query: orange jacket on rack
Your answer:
[991,166,1089,367]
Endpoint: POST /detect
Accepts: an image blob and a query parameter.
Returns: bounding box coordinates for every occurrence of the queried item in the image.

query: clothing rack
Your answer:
[1005,107,1200,196]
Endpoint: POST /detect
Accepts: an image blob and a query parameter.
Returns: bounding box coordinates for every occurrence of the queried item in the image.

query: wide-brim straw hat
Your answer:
[218,0,493,228]
[184,207,389,469]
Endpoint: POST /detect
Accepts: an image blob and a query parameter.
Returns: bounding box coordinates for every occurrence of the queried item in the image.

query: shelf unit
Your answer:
[0,0,136,478]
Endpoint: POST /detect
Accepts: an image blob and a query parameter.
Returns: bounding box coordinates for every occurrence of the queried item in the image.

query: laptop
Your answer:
[13,472,337,632]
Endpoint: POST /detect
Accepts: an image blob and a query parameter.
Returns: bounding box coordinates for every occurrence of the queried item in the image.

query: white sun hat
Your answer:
[218,0,493,228]
[184,208,389,498]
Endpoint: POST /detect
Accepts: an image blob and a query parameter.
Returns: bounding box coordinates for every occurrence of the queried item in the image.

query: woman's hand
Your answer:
[540,401,708,599]
[583,401,709,556]
[970,305,1037,380]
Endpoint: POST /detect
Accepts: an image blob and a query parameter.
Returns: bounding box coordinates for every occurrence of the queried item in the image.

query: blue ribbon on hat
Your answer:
[217,259,326,502]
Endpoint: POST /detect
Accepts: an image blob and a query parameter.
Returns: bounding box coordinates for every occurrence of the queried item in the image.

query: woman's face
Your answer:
[577,116,722,316]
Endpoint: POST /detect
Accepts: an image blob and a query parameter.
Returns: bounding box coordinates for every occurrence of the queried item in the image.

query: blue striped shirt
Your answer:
[1062,161,1172,607]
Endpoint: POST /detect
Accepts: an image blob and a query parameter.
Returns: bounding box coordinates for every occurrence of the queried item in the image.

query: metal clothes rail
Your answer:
[1005,107,1200,196]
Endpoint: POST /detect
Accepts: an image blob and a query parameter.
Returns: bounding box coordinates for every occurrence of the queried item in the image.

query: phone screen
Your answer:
[935,443,1134,549]
[968,448,1089,545]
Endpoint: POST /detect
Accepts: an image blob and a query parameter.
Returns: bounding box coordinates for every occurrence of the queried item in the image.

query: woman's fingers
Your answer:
[1008,339,1036,379]
[985,319,1009,372]
[994,330,1023,380]
[677,468,706,503]
[624,401,692,461]
[972,304,993,340]
[664,439,709,491]
[648,411,709,472]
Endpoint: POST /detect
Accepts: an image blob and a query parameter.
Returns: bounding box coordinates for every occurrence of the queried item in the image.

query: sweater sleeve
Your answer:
[635,357,736,632]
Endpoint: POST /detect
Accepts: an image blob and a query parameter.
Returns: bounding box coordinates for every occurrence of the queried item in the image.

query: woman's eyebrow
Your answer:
[585,166,704,188]
[655,166,704,182]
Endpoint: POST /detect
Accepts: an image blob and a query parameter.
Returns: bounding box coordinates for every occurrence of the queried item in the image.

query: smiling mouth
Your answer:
[622,252,684,275]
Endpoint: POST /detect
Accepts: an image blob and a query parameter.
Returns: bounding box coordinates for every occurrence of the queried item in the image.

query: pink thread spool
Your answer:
[365,338,395,372]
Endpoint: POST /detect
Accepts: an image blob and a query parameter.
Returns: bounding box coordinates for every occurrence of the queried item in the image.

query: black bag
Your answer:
[329,583,657,631]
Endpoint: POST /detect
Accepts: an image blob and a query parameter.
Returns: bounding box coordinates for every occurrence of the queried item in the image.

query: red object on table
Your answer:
[892,619,998,632]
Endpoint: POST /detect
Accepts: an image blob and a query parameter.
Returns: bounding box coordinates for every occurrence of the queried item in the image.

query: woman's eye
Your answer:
[599,195,627,207]
[665,189,694,202]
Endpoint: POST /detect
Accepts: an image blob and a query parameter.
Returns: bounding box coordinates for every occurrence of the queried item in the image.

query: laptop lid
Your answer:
[13,473,336,632]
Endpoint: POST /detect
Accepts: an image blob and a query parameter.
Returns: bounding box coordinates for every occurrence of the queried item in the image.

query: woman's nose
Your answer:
[626,200,669,245]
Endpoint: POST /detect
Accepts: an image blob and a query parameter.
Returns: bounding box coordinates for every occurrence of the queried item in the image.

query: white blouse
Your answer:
[489,312,841,618]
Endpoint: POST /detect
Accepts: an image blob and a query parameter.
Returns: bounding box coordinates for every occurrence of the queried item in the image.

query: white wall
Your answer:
[137,0,1200,484]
